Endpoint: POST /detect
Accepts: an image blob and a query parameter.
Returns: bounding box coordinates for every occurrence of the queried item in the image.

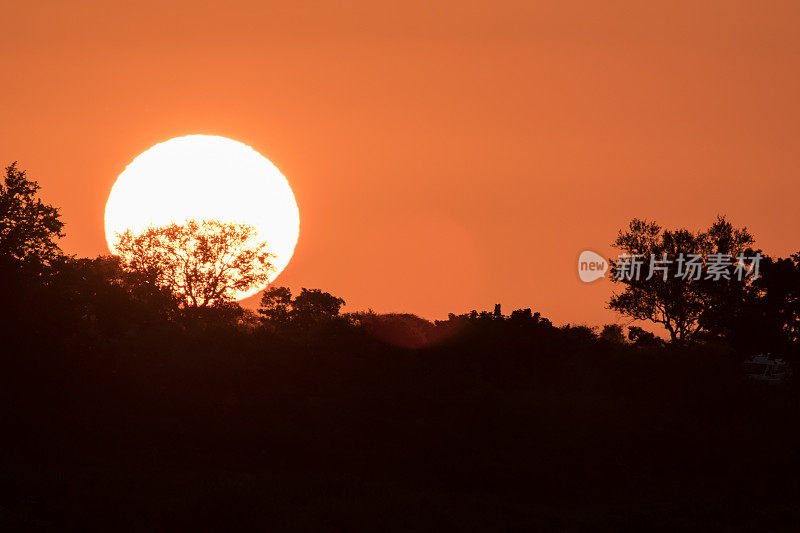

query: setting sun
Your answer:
[104,135,300,300]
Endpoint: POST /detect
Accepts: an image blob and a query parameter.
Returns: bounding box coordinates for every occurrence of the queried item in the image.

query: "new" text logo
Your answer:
[578,250,608,282]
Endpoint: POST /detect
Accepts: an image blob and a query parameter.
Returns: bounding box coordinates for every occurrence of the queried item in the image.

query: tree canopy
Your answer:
[608,216,758,343]
[259,286,346,326]
[0,162,64,269]
[115,219,275,308]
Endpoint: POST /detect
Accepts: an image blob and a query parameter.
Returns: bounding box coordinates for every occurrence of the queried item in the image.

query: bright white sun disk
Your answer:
[104,135,300,300]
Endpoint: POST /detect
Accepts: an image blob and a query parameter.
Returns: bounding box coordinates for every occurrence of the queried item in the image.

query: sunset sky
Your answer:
[3,1,799,325]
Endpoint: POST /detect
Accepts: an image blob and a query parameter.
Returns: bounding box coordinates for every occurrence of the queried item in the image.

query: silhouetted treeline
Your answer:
[4,163,800,529]
[5,280,800,530]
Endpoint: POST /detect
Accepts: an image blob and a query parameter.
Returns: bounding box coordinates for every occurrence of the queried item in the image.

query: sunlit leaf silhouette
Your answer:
[115,219,275,308]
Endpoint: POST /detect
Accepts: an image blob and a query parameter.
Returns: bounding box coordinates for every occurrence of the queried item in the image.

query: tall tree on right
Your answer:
[608,216,759,344]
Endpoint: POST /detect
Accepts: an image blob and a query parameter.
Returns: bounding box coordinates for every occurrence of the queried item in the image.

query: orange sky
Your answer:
[2,1,799,325]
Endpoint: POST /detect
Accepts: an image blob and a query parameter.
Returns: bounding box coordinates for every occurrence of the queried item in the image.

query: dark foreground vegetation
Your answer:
[4,311,800,531]
[4,163,800,530]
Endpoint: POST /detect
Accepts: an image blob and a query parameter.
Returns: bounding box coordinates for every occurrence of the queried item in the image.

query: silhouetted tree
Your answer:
[694,218,763,345]
[46,255,179,336]
[0,162,64,270]
[258,286,293,325]
[609,216,757,343]
[258,286,345,327]
[627,325,664,347]
[599,324,626,343]
[716,252,800,353]
[509,308,533,321]
[760,253,800,344]
[115,219,274,309]
[493,303,503,318]
[561,324,597,342]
